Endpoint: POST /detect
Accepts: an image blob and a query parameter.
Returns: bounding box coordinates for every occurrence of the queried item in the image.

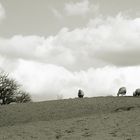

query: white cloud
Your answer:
[0,13,140,101]
[0,3,5,21]
[51,8,63,19]
[64,0,99,16]
[6,60,140,101]
[1,13,140,70]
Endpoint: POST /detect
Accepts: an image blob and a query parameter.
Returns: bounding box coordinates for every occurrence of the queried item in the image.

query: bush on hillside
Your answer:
[16,91,31,103]
[0,72,31,105]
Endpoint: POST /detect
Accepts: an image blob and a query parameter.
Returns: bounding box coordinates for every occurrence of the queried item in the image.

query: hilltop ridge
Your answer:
[0,96,139,127]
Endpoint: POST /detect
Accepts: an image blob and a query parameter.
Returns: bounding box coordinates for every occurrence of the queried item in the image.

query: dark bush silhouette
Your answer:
[16,91,31,103]
[0,72,31,105]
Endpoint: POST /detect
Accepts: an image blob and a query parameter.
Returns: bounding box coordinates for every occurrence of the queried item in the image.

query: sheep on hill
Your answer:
[78,89,84,98]
[133,88,140,96]
[117,87,126,96]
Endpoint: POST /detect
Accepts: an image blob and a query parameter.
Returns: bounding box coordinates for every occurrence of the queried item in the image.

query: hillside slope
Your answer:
[0,96,140,140]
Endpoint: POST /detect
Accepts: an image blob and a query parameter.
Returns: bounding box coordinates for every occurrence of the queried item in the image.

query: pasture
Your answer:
[0,96,140,140]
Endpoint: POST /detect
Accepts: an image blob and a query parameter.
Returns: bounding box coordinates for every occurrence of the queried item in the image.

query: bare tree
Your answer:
[16,91,31,103]
[0,72,31,105]
[0,72,18,104]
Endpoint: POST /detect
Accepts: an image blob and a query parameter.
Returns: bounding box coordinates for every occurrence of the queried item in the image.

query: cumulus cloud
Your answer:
[52,0,98,18]
[0,3,5,21]
[0,14,140,70]
[64,0,99,16]
[5,60,140,101]
[0,13,140,101]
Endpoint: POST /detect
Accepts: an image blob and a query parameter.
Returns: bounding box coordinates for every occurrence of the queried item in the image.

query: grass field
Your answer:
[0,96,140,140]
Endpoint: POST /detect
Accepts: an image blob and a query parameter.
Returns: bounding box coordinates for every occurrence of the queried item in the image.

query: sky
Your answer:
[0,0,140,101]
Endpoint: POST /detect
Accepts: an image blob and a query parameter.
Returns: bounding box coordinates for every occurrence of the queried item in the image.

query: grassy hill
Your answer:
[0,96,140,139]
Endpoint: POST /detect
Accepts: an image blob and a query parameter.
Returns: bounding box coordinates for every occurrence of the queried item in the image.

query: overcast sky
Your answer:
[0,0,140,101]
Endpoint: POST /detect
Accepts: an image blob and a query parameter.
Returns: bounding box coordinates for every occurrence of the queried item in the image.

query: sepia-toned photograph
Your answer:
[0,0,140,139]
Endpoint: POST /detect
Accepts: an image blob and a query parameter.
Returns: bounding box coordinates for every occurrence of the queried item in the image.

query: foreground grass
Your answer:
[0,96,140,139]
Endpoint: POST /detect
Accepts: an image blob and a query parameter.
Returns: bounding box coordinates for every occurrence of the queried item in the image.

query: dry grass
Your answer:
[0,96,140,139]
